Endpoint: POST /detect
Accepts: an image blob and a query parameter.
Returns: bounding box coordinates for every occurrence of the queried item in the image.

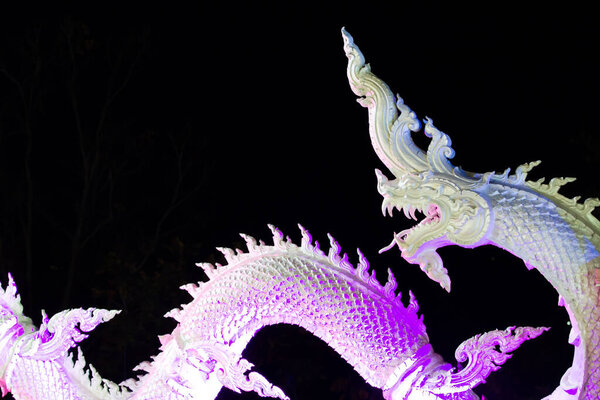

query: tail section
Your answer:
[430,326,548,394]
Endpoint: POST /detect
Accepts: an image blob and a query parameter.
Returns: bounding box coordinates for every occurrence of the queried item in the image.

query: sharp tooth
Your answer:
[403,207,411,219]
[382,199,391,216]
[409,206,417,220]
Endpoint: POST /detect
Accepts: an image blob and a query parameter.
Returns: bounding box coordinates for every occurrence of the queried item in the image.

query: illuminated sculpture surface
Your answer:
[0,227,545,400]
[0,29,597,400]
[342,27,600,399]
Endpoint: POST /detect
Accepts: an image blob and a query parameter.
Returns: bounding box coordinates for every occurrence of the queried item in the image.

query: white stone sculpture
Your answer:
[0,29,596,400]
[0,224,545,399]
[342,27,599,399]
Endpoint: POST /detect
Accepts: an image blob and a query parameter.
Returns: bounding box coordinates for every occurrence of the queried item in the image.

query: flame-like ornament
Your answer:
[1,225,544,399]
[343,27,600,399]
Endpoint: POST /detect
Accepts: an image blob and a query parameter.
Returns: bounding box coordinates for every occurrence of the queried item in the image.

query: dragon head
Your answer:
[376,162,490,292]
[343,29,492,292]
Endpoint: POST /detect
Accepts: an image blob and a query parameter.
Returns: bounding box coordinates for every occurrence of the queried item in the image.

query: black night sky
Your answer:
[1,3,599,399]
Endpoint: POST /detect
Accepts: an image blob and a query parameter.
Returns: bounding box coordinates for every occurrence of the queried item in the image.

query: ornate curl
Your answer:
[426,326,549,393]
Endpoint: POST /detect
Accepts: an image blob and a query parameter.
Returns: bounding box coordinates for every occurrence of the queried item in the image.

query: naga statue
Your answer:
[0,29,596,399]
[342,27,600,399]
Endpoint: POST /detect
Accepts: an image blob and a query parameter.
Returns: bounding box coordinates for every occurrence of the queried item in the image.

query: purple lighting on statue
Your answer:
[1,224,546,399]
[0,27,596,400]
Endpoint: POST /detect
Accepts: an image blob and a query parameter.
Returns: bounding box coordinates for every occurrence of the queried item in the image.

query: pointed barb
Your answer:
[481,171,494,184]
[368,269,378,286]
[356,249,370,281]
[548,177,577,195]
[121,378,139,392]
[196,262,217,279]
[89,364,101,387]
[158,333,172,347]
[312,240,325,257]
[216,247,236,263]
[327,233,342,265]
[180,282,202,298]
[268,224,286,248]
[407,290,420,314]
[133,361,153,373]
[240,233,258,252]
[164,308,182,322]
[6,273,16,293]
[0,273,25,317]
[517,160,541,174]
[338,253,353,272]
[584,197,600,215]
[74,347,86,371]
[299,224,314,251]
[394,291,403,307]
[513,160,541,183]
[383,268,398,299]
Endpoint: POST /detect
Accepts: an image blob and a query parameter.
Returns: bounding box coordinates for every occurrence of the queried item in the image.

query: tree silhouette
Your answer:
[0,18,209,383]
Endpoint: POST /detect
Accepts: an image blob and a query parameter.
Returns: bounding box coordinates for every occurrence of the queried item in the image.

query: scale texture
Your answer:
[0,29,590,400]
[342,28,600,400]
[0,224,541,399]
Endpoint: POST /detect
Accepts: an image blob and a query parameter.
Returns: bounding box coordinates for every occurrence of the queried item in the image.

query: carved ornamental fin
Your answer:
[427,326,549,393]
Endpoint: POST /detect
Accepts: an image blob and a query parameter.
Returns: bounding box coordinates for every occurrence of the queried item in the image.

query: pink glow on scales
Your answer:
[0,225,545,399]
[0,28,597,400]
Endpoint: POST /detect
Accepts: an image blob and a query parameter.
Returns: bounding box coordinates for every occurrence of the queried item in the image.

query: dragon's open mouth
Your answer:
[379,203,442,253]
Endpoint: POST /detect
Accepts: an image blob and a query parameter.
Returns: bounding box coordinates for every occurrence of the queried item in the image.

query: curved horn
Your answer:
[342,28,428,176]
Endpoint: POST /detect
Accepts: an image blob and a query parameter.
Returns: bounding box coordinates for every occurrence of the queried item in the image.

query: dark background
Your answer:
[1,2,598,399]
